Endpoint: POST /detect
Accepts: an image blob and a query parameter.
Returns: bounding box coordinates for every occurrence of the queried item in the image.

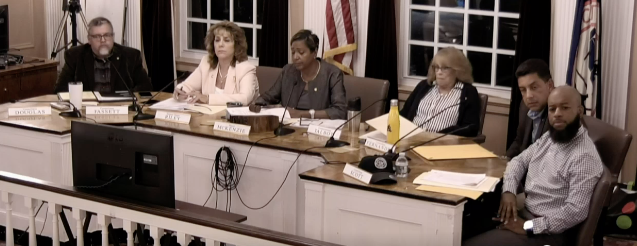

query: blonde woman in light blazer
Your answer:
[174,21,259,105]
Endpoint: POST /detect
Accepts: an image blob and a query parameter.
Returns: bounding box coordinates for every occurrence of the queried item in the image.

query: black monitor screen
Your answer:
[0,5,8,53]
[71,121,175,208]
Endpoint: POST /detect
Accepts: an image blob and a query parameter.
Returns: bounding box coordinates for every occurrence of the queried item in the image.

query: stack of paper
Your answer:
[58,92,97,101]
[149,98,227,115]
[413,144,497,160]
[360,114,423,140]
[413,170,500,199]
[288,119,346,128]
[94,91,134,102]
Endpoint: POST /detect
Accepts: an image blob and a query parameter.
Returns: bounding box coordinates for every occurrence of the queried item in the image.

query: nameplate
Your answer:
[155,111,191,124]
[365,138,395,152]
[87,114,129,122]
[85,106,128,115]
[343,164,372,184]
[213,122,251,135]
[308,124,342,139]
[8,107,52,116]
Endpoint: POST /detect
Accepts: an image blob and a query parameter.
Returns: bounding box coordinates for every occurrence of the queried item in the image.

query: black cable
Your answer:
[40,205,49,235]
[15,201,46,243]
[235,146,323,210]
[74,173,129,189]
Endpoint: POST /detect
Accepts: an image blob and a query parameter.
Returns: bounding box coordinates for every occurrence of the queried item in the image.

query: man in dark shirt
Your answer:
[506,59,554,159]
[54,17,151,93]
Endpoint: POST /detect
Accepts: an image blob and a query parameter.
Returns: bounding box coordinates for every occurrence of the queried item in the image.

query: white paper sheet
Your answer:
[226,107,291,121]
[364,114,423,140]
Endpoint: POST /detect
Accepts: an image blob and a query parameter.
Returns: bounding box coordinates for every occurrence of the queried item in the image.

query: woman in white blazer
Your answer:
[174,21,259,105]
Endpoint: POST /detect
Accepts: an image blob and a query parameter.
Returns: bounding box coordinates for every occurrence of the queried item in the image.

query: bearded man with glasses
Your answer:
[55,17,152,93]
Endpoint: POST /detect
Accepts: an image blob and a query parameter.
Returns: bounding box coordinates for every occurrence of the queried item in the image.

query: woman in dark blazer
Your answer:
[400,47,481,137]
[254,30,347,119]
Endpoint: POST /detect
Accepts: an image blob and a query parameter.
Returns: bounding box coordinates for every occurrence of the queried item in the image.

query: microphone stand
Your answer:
[109,59,155,121]
[324,98,386,147]
[274,82,300,136]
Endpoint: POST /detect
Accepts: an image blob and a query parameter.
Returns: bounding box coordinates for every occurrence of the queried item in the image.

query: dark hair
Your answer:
[205,21,249,68]
[515,59,552,82]
[87,17,113,35]
[290,29,320,53]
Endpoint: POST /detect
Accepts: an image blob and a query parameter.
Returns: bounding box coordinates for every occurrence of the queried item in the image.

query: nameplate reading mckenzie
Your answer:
[155,110,191,124]
[364,138,395,153]
[8,107,52,116]
[86,106,128,115]
[307,124,342,139]
[342,164,372,184]
[213,122,251,135]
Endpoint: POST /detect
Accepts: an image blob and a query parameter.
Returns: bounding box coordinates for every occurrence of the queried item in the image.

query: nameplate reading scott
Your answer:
[308,124,342,139]
[364,138,395,152]
[8,107,52,116]
[213,122,251,135]
[155,111,191,124]
[342,164,372,184]
[85,106,128,115]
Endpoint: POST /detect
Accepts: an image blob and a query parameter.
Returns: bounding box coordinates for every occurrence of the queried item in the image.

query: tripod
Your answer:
[50,0,89,59]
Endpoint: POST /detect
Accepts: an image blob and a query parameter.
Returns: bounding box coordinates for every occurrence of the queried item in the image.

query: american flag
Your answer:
[323,0,357,75]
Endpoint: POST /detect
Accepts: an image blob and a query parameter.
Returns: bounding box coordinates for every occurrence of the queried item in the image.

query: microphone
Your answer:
[12,99,83,118]
[401,124,474,153]
[139,73,188,111]
[273,81,301,136]
[108,58,155,121]
[324,98,386,148]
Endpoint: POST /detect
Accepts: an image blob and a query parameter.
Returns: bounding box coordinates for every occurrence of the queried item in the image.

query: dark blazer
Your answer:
[400,80,481,137]
[505,102,550,159]
[255,59,347,119]
[54,43,152,93]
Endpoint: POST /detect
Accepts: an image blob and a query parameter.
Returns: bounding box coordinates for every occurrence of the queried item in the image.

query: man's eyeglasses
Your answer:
[88,33,114,40]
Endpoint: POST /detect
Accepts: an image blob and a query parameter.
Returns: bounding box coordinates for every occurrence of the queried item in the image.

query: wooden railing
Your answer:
[0,171,340,246]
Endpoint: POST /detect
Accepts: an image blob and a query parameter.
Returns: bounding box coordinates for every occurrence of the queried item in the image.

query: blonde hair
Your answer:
[427,47,473,84]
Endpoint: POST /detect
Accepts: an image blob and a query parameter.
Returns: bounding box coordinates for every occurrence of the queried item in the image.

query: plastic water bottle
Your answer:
[395,152,408,178]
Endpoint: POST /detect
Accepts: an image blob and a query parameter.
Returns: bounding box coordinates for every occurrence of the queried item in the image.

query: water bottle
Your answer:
[346,97,361,133]
[387,99,400,144]
[395,152,408,178]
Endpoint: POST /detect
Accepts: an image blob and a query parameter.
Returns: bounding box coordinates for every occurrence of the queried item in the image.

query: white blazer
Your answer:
[178,56,259,105]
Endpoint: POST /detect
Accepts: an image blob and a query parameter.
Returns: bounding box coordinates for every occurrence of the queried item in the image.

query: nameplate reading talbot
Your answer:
[308,124,342,139]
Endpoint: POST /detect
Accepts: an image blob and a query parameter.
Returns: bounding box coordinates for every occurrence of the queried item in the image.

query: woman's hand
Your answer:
[174,87,188,101]
[186,91,209,104]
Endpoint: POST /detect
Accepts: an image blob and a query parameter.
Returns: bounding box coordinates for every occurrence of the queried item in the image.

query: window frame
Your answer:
[179,0,262,64]
[398,0,520,99]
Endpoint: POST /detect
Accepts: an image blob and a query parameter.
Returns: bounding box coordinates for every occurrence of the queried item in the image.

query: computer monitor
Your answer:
[0,5,8,54]
[71,121,175,208]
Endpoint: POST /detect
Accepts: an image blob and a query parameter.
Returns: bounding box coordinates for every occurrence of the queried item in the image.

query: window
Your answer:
[181,0,263,60]
[402,0,520,95]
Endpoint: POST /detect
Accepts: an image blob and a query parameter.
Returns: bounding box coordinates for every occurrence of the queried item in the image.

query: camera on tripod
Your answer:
[50,0,89,59]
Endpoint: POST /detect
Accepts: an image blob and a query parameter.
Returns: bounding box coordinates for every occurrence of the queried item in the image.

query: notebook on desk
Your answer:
[57,91,97,101]
[94,91,134,102]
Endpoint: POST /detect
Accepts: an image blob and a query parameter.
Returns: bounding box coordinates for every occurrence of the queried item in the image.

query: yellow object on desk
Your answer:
[416,185,483,200]
[413,143,497,160]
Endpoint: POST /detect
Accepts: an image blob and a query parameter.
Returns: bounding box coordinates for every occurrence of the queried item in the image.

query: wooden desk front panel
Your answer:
[0,60,58,104]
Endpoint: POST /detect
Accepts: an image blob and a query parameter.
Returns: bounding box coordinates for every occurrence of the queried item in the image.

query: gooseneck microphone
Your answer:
[401,124,474,153]
[324,98,386,148]
[274,81,301,136]
[107,58,155,121]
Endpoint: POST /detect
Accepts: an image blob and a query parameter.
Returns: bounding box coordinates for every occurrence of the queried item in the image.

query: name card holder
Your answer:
[308,124,342,139]
[213,122,251,135]
[343,164,372,184]
[155,110,191,124]
[8,107,52,116]
[86,106,128,115]
[364,138,395,153]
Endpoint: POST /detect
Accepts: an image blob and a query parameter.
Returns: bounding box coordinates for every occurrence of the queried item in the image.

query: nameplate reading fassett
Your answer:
[85,106,128,115]
[155,111,191,124]
[8,107,52,116]
[343,164,372,184]
[364,138,395,152]
[213,122,251,135]
[308,124,342,139]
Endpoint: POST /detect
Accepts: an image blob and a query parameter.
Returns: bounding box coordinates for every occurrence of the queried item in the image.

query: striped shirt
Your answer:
[503,126,603,234]
[412,82,463,132]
